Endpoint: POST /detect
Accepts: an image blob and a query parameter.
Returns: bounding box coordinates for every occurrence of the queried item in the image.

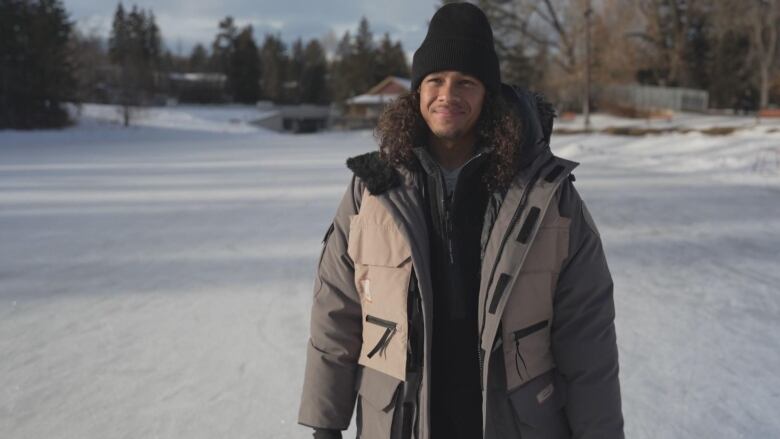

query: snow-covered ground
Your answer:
[1,106,779,438]
[74,103,277,134]
[558,109,780,131]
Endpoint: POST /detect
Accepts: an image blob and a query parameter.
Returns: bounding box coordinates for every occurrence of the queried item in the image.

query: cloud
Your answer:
[66,0,435,56]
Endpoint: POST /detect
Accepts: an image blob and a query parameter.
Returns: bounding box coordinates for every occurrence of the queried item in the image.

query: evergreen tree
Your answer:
[287,38,306,103]
[230,26,261,103]
[336,30,353,60]
[107,3,162,124]
[127,6,161,92]
[328,19,411,103]
[145,11,162,70]
[0,0,77,128]
[211,16,238,78]
[375,33,409,80]
[126,6,145,62]
[188,44,210,72]
[108,3,129,64]
[260,34,287,103]
[329,18,382,102]
[329,30,354,102]
[300,39,329,104]
[353,17,376,90]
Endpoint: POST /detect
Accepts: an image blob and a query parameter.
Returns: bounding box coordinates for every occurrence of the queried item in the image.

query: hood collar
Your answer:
[500,84,555,171]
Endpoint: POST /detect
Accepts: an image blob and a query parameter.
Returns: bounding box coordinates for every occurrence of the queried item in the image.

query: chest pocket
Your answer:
[501,198,570,391]
[348,195,412,382]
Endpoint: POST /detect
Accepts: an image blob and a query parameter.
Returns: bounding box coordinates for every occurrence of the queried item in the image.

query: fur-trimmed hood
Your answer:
[346,84,556,195]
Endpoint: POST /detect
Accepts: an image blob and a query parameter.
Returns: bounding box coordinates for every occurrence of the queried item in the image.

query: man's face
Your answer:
[419,70,486,142]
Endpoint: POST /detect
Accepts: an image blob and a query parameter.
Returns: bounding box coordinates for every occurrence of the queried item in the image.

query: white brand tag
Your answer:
[361,279,372,303]
[536,383,554,404]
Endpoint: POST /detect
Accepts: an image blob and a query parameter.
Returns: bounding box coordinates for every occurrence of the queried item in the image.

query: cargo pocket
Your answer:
[348,216,412,381]
[356,366,403,439]
[502,290,555,390]
[508,369,571,439]
[500,211,567,390]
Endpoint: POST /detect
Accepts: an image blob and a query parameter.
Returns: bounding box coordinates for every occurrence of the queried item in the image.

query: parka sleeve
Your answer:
[551,181,624,439]
[298,176,364,430]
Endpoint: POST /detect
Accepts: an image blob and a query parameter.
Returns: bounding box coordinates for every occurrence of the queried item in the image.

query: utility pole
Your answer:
[584,0,593,132]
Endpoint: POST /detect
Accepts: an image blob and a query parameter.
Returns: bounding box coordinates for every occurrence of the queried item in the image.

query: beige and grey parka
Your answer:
[299,86,624,439]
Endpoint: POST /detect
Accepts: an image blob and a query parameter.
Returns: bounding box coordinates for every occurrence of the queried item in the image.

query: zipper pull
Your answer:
[366,315,398,359]
[515,338,528,378]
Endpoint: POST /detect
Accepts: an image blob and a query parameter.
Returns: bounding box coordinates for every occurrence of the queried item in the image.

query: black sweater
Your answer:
[413,147,491,439]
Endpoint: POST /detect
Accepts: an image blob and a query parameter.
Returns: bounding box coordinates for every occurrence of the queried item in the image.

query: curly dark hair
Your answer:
[374,90,523,191]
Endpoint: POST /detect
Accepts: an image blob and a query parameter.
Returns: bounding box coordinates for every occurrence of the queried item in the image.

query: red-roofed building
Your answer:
[344,76,411,123]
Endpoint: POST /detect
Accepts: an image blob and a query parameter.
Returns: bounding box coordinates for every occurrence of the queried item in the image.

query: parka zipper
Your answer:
[437,167,455,266]
[439,150,487,266]
[365,315,398,359]
[443,193,455,265]
[477,156,554,388]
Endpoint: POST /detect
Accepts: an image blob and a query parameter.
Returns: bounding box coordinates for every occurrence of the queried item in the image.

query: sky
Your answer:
[65,0,441,60]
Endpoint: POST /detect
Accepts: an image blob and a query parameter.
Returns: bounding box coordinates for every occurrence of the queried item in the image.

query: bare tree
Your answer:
[595,0,645,84]
[711,0,780,109]
[626,0,707,87]
[481,0,584,74]
[750,0,779,108]
[479,0,596,110]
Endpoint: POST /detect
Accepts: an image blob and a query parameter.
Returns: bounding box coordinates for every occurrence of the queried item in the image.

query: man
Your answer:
[298,3,623,439]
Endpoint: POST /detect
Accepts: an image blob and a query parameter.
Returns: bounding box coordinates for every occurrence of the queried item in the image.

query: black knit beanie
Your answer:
[411,2,500,93]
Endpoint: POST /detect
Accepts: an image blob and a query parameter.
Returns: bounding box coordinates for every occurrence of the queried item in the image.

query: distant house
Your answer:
[168,72,228,104]
[342,76,411,128]
[252,104,333,133]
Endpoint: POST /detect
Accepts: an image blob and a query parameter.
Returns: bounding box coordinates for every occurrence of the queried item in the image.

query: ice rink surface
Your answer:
[1,107,779,438]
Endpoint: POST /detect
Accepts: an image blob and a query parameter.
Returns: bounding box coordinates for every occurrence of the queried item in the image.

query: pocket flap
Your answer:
[348,219,411,267]
[508,369,567,427]
[356,366,402,412]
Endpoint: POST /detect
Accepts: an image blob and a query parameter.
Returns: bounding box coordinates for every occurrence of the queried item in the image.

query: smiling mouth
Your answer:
[432,107,466,117]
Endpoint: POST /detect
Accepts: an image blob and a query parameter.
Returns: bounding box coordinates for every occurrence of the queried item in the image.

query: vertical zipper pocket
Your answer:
[513,320,548,379]
[366,315,398,359]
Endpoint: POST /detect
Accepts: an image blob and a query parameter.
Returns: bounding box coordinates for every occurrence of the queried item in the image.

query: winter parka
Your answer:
[298,85,624,439]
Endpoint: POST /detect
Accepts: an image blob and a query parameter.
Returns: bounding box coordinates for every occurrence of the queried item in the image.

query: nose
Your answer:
[437,80,460,103]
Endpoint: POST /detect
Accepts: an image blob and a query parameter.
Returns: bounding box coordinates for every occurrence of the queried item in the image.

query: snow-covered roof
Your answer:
[345,93,400,105]
[390,76,412,90]
[168,72,226,83]
[364,76,411,95]
[346,76,411,105]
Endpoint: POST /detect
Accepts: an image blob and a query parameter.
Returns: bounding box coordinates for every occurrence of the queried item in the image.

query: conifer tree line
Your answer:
[194,15,409,104]
[0,1,409,128]
[103,4,409,106]
[1,0,76,129]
